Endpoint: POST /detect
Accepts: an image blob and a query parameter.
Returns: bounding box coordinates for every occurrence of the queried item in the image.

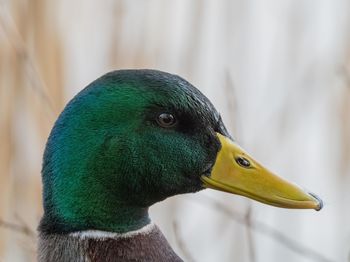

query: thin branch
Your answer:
[0,219,36,238]
[224,70,239,135]
[0,4,55,118]
[244,205,256,262]
[173,221,196,262]
[191,196,335,262]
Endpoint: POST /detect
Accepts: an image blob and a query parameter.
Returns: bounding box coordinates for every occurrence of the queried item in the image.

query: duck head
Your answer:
[40,70,322,234]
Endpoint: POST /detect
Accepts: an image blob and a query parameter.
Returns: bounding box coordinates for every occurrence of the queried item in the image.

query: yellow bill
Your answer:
[201,133,323,210]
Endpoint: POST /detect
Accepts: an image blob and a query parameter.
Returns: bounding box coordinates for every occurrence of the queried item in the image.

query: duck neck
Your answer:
[41,157,152,234]
[86,205,151,233]
[40,202,151,234]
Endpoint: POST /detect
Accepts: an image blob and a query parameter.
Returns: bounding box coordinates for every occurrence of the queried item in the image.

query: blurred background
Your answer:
[0,0,349,261]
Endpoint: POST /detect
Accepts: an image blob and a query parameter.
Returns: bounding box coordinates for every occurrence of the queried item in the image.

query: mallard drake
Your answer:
[38,69,322,261]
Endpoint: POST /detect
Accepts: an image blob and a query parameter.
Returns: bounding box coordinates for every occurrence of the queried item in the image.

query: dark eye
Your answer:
[235,157,251,168]
[156,113,176,127]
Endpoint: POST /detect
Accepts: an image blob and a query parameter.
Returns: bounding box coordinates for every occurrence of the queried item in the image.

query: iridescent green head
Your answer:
[40,69,322,234]
[40,70,226,233]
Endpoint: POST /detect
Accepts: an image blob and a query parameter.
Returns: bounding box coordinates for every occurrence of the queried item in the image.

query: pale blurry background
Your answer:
[0,0,349,261]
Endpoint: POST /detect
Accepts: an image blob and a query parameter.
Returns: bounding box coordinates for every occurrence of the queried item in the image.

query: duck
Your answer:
[38,69,322,262]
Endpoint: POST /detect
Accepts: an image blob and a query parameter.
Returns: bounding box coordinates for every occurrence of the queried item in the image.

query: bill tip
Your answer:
[309,192,323,211]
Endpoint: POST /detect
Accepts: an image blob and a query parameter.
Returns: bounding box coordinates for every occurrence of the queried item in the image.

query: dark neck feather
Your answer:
[38,224,183,262]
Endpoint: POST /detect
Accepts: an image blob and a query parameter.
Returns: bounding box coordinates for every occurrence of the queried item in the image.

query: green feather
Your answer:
[40,69,225,234]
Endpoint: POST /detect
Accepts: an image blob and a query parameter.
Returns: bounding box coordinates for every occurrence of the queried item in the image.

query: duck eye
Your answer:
[235,157,251,168]
[157,113,176,127]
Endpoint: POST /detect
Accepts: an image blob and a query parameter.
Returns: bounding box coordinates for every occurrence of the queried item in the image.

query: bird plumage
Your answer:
[38,69,322,261]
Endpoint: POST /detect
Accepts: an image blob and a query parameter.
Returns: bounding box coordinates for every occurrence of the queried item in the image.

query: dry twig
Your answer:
[0,4,55,117]
[0,219,35,238]
[244,205,256,262]
[192,196,335,262]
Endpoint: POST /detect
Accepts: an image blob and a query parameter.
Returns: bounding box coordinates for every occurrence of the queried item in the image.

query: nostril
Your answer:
[235,157,251,168]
